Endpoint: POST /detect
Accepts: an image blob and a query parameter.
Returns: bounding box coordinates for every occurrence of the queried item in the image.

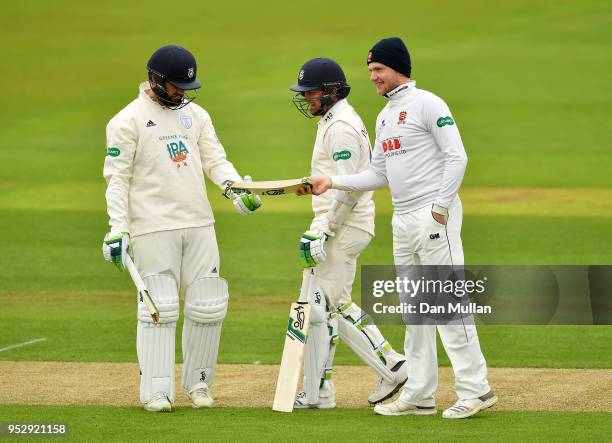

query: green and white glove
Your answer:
[299,230,329,268]
[233,175,262,215]
[102,231,131,271]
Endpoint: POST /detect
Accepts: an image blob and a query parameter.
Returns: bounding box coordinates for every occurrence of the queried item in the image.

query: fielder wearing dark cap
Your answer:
[306,37,498,419]
[367,37,411,77]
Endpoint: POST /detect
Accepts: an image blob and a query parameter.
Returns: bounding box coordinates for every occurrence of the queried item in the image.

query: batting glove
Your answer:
[299,230,328,268]
[233,175,262,215]
[102,231,131,271]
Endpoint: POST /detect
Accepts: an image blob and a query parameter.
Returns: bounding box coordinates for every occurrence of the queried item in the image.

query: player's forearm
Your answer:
[324,191,361,232]
[105,175,130,233]
[434,151,468,211]
[331,169,388,191]
[200,148,242,188]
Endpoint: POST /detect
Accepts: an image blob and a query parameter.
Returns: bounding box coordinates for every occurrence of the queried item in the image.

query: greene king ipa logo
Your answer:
[167,140,189,168]
[436,116,455,127]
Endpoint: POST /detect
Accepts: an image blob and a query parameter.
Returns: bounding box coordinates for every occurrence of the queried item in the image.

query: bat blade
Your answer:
[272,301,311,412]
[230,178,311,196]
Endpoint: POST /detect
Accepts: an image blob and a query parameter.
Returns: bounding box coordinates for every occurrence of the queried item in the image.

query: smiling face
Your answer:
[368,62,407,95]
[303,89,325,115]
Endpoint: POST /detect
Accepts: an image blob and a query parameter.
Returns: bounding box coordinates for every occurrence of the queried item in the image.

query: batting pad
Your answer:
[304,305,329,405]
[181,276,229,392]
[338,303,396,383]
[137,274,179,403]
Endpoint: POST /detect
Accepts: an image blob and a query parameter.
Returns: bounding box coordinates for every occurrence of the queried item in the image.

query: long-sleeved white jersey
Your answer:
[103,82,242,237]
[332,81,468,215]
[311,99,375,236]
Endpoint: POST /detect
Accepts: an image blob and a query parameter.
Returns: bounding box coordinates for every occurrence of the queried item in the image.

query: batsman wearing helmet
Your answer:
[102,45,261,412]
[290,58,408,408]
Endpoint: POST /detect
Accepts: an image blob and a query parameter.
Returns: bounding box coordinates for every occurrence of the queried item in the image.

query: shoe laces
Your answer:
[449,399,472,412]
[150,392,169,402]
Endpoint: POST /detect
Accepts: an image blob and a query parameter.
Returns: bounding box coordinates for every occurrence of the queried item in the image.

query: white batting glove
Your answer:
[233,175,262,215]
[299,230,328,268]
[102,231,130,271]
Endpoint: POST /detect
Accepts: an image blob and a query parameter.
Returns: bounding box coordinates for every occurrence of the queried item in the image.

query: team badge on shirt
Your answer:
[180,115,193,129]
[167,140,189,168]
[398,111,407,125]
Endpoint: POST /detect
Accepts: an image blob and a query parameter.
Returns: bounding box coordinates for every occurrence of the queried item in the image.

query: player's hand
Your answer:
[431,211,447,225]
[306,176,332,196]
[102,231,131,271]
[233,175,262,215]
[299,230,328,268]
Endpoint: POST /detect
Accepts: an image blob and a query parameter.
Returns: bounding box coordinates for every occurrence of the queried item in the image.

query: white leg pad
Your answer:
[181,276,229,392]
[337,302,397,383]
[304,305,329,405]
[137,274,179,404]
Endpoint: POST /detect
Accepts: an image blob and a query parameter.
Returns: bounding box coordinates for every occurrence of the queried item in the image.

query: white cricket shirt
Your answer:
[310,99,375,235]
[332,81,468,215]
[104,82,242,237]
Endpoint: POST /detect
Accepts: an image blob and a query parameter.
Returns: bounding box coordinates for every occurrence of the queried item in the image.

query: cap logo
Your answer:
[298,70,304,80]
[187,67,194,78]
[367,51,372,63]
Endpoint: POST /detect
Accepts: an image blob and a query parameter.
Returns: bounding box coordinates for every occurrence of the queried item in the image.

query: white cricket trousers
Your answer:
[392,199,491,404]
[312,224,372,308]
[132,225,220,290]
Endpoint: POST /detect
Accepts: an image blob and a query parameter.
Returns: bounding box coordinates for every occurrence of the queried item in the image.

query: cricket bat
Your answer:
[124,255,160,324]
[228,178,311,196]
[272,268,313,412]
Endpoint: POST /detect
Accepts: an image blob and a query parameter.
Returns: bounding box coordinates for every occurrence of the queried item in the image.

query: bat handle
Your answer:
[297,268,315,303]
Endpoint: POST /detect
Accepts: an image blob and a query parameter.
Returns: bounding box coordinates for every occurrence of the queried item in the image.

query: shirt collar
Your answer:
[318,98,349,126]
[139,81,158,104]
[383,80,416,101]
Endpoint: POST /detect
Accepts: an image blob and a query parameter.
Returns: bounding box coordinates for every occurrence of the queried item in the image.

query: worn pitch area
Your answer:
[1,362,610,411]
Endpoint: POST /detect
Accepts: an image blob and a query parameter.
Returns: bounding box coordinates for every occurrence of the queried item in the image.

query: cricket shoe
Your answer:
[374,397,437,416]
[144,392,172,412]
[442,391,498,419]
[189,382,214,408]
[294,381,336,409]
[368,356,408,405]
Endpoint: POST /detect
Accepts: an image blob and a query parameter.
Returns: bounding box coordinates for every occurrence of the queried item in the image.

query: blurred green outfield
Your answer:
[1,0,611,439]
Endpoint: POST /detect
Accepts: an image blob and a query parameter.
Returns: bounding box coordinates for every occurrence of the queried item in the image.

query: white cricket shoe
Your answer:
[144,392,172,412]
[189,382,214,408]
[442,391,498,419]
[294,380,336,409]
[374,397,437,416]
[368,357,408,405]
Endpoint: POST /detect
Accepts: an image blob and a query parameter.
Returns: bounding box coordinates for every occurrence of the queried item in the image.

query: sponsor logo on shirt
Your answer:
[398,111,407,125]
[333,150,352,161]
[167,140,189,168]
[381,137,402,152]
[106,146,120,157]
[436,116,455,127]
[381,137,407,158]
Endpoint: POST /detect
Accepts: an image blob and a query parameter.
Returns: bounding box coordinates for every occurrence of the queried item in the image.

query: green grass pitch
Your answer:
[1,0,611,441]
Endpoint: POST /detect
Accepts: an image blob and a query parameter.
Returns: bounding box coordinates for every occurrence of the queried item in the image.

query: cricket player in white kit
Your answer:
[307,38,497,419]
[102,45,261,412]
[290,58,408,408]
